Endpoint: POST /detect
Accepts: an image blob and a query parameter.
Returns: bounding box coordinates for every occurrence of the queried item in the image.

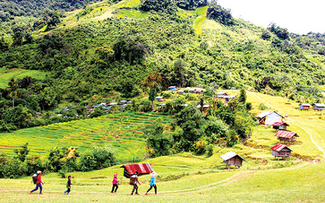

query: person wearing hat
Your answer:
[131,171,141,195]
[145,172,157,195]
[111,173,118,193]
[30,171,44,195]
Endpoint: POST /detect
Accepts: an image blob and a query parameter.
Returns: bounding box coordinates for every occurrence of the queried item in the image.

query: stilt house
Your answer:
[271,144,292,159]
[274,131,298,142]
[272,122,289,130]
[220,151,247,169]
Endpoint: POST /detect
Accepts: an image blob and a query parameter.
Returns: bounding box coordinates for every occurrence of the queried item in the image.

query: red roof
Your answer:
[271,144,292,152]
[121,163,154,178]
[272,122,289,127]
[274,131,298,138]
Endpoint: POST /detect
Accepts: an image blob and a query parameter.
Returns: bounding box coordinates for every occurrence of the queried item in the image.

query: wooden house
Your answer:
[256,111,285,125]
[312,103,325,111]
[272,122,289,130]
[299,103,311,110]
[274,131,298,142]
[220,151,247,169]
[271,144,292,159]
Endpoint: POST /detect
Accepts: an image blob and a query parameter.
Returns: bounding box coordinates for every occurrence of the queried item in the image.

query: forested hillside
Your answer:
[0,0,324,132]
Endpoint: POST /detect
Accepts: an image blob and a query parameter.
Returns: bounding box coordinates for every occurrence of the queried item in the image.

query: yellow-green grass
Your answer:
[117,9,149,19]
[194,15,207,35]
[90,6,107,13]
[215,90,325,159]
[0,68,47,89]
[202,19,222,30]
[177,6,208,35]
[0,156,323,202]
[119,0,141,8]
[0,112,172,161]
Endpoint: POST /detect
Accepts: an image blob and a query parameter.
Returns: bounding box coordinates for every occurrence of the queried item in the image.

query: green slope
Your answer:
[0,112,172,161]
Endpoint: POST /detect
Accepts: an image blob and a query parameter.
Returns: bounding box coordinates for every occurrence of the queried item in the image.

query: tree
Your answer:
[14,143,30,162]
[238,89,247,103]
[7,78,18,109]
[174,105,206,150]
[148,88,157,112]
[144,118,173,157]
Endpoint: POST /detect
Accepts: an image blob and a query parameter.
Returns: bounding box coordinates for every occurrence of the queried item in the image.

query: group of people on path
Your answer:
[29,170,157,196]
[114,171,158,195]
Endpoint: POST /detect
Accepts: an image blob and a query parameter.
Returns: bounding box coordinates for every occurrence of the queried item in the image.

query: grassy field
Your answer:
[0,156,323,202]
[117,9,149,19]
[0,68,47,89]
[1,91,325,202]
[0,112,172,161]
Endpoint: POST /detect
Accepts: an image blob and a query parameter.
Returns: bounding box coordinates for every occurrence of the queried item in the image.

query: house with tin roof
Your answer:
[312,103,325,111]
[256,111,285,125]
[274,131,299,142]
[220,151,247,169]
[271,144,292,160]
[272,122,289,131]
[299,103,311,110]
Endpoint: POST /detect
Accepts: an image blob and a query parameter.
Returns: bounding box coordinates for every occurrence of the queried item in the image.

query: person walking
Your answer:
[145,172,157,195]
[111,173,118,193]
[64,175,72,195]
[131,171,141,195]
[30,171,43,195]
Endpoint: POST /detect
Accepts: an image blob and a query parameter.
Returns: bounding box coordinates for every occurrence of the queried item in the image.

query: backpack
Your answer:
[129,175,137,185]
[32,174,38,184]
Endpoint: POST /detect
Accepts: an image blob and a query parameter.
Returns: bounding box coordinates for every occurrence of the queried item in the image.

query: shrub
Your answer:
[195,140,207,155]
[258,103,268,110]
[79,145,116,172]
[206,144,214,157]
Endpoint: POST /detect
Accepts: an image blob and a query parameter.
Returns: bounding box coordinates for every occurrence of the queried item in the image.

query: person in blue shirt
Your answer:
[145,172,157,195]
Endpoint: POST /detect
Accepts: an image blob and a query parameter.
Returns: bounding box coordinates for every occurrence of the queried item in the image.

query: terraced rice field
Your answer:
[0,112,172,161]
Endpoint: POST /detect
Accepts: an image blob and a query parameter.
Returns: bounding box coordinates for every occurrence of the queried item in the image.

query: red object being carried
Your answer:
[120,163,154,178]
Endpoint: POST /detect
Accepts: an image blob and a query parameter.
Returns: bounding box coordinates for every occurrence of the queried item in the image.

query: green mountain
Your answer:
[0,0,324,132]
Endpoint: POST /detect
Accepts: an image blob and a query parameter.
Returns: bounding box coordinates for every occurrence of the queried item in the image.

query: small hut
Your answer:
[299,103,311,110]
[313,103,325,111]
[178,90,185,95]
[169,86,177,91]
[189,89,196,93]
[196,104,210,111]
[274,131,299,142]
[271,144,292,160]
[272,122,289,130]
[256,111,285,125]
[156,96,164,102]
[120,163,154,178]
[220,151,247,169]
[217,92,228,99]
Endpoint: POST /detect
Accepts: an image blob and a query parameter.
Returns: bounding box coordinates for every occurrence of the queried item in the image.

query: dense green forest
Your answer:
[0,0,324,132]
